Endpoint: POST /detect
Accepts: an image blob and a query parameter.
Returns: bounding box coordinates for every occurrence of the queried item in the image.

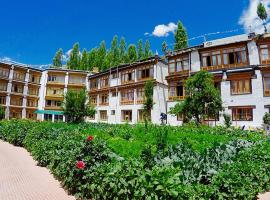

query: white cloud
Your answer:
[239,0,270,34]
[62,49,82,62]
[0,57,12,62]
[152,22,177,37]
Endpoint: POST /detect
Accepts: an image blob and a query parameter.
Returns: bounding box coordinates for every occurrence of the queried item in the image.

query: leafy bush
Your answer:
[0,120,268,199]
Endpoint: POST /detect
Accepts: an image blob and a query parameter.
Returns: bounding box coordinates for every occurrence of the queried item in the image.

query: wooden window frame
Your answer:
[120,89,134,105]
[90,78,99,90]
[168,56,189,74]
[137,65,154,80]
[99,93,109,106]
[0,96,6,105]
[231,107,253,121]
[122,110,132,122]
[99,110,108,121]
[100,76,109,88]
[168,81,185,101]
[259,44,270,64]
[263,73,270,96]
[230,79,252,95]
[121,69,135,84]
[136,88,145,104]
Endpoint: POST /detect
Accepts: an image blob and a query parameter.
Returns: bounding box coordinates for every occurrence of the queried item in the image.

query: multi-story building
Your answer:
[0,61,88,122]
[88,56,168,124]
[166,33,270,128]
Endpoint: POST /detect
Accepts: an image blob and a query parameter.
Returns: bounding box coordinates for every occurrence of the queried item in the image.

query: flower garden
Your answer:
[0,119,270,199]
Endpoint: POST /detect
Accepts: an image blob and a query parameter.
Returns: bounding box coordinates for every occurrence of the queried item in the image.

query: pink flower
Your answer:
[76,161,85,169]
[87,135,94,142]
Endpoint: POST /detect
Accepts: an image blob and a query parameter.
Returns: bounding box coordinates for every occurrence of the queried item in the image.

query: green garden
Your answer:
[1,119,270,199]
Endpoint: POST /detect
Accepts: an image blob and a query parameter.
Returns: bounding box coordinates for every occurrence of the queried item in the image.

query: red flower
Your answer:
[76,161,85,169]
[87,135,94,141]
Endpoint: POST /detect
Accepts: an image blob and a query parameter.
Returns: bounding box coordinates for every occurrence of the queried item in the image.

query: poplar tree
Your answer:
[144,40,152,58]
[80,49,88,70]
[137,39,144,60]
[257,2,268,33]
[128,44,137,62]
[96,41,107,71]
[110,35,120,67]
[52,48,63,68]
[67,43,80,69]
[88,48,97,71]
[162,41,168,55]
[174,21,188,50]
[119,37,127,63]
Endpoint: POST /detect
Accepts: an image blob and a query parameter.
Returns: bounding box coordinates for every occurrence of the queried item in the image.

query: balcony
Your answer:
[68,77,85,86]
[168,96,185,101]
[0,84,7,92]
[0,68,9,79]
[47,75,65,85]
[13,71,25,82]
[46,88,64,98]
[11,85,24,95]
[28,74,41,84]
[120,99,134,105]
[10,99,23,107]
[28,88,39,97]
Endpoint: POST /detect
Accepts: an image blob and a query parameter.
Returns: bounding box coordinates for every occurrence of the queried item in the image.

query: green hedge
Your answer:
[0,119,269,199]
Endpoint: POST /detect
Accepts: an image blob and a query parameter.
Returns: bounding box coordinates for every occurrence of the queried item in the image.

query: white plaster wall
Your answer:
[166,101,183,126]
[191,50,201,72]
[110,78,119,87]
[221,70,264,128]
[247,41,260,65]
[152,84,167,124]
[37,71,47,121]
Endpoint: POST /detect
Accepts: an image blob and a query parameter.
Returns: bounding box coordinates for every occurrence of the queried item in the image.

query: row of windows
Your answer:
[91,110,148,122]
[177,107,253,122]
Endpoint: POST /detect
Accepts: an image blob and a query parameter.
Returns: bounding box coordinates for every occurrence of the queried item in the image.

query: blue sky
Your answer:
[0,0,261,65]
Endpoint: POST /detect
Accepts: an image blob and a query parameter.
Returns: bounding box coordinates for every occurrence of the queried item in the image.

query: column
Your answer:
[64,72,69,94]
[5,65,14,119]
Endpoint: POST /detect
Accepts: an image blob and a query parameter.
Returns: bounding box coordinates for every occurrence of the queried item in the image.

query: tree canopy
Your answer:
[174,21,188,50]
[52,36,153,72]
[170,71,222,124]
[257,2,268,33]
[0,105,5,120]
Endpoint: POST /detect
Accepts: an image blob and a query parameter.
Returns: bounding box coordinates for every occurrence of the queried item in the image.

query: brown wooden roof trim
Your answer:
[228,105,256,109]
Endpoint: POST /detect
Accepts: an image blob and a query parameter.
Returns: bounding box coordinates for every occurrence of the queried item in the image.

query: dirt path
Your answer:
[0,140,75,200]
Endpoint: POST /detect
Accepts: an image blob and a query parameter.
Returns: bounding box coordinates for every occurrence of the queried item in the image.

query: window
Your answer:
[90,95,97,105]
[136,88,145,104]
[54,115,63,122]
[27,99,38,107]
[169,82,185,100]
[138,110,150,122]
[26,111,36,119]
[263,74,270,96]
[13,71,25,81]
[100,110,108,121]
[29,74,40,84]
[231,79,251,95]
[202,51,221,67]
[169,56,189,74]
[121,89,134,104]
[111,72,118,79]
[122,110,132,122]
[48,75,57,82]
[0,96,6,105]
[12,84,23,93]
[0,82,7,91]
[177,114,183,121]
[121,69,135,84]
[10,109,22,119]
[45,100,62,107]
[260,44,270,63]
[10,98,23,106]
[138,65,154,79]
[111,110,115,115]
[28,87,39,96]
[44,114,53,121]
[90,78,99,89]
[111,91,117,97]
[46,88,64,96]
[99,93,109,105]
[232,107,253,121]
[100,76,109,88]
[0,67,9,78]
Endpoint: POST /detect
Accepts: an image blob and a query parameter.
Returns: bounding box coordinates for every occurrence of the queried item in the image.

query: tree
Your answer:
[63,88,96,123]
[96,41,107,71]
[143,80,154,122]
[88,48,97,71]
[119,37,128,63]
[257,2,268,33]
[144,40,152,58]
[110,35,120,67]
[162,41,168,55]
[169,71,222,125]
[137,39,144,60]
[0,105,5,120]
[67,43,80,69]
[52,48,63,68]
[174,21,188,50]
[127,44,137,62]
[80,49,88,70]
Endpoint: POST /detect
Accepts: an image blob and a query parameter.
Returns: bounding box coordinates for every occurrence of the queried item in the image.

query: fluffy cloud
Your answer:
[151,22,177,37]
[0,57,12,62]
[239,0,270,33]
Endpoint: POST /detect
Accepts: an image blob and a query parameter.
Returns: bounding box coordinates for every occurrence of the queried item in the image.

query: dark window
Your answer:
[176,84,184,97]
[228,53,235,64]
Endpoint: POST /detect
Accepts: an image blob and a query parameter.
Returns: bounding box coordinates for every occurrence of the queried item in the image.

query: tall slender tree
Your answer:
[88,48,97,71]
[80,49,88,70]
[257,2,268,33]
[144,40,152,58]
[52,48,63,68]
[137,39,144,60]
[119,37,127,63]
[110,35,120,66]
[96,41,107,71]
[127,44,137,62]
[67,43,80,69]
[174,21,188,50]
[162,41,168,55]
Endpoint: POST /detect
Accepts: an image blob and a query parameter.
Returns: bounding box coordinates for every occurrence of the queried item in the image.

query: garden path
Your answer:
[0,140,75,200]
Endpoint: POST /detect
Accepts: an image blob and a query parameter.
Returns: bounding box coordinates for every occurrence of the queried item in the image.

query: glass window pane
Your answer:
[169,63,175,73]
[212,55,217,66]
[261,49,269,61]
[223,54,228,65]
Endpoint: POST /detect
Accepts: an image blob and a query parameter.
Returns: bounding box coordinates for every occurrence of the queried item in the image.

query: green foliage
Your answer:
[223,113,232,128]
[63,88,96,123]
[174,20,188,50]
[67,43,80,69]
[263,112,270,125]
[170,71,223,124]
[144,39,152,59]
[137,39,144,60]
[52,48,63,68]
[0,120,267,199]
[162,41,168,54]
[257,2,268,33]
[80,49,88,70]
[0,104,5,120]
[143,80,154,122]
[127,44,137,62]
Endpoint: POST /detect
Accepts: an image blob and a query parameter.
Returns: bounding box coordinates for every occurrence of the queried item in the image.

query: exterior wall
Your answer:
[190,50,201,72]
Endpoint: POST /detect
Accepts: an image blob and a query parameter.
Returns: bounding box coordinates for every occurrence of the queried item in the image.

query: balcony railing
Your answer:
[120,99,134,105]
[28,89,39,96]
[13,72,25,82]
[0,84,7,92]
[168,96,185,101]
[10,99,23,106]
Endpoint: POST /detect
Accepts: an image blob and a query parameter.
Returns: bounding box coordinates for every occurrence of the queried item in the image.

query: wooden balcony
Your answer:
[44,106,63,110]
[202,63,247,71]
[0,68,9,79]
[99,102,109,106]
[264,90,270,97]
[169,70,190,76]
[13,72,25,82]
[168,96,185,101]
[120,100,134,105]
[136,99,144,104]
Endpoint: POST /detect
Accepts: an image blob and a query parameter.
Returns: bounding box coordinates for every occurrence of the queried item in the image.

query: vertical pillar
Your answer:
[64,72,69,94]
[5,65,14,119]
